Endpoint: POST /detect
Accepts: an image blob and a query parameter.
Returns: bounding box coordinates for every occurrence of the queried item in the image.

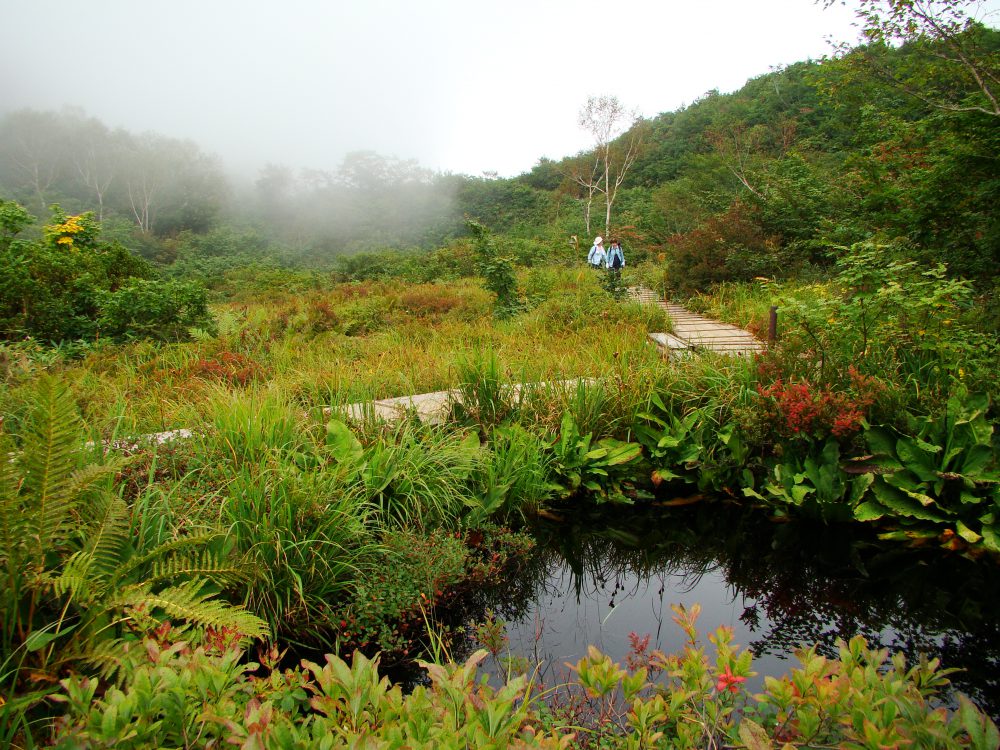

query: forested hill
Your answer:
[516,24,1000,286]
[1,20,998,292]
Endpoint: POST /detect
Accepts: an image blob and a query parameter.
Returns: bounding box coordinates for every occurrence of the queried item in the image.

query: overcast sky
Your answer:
[0,1,994,180]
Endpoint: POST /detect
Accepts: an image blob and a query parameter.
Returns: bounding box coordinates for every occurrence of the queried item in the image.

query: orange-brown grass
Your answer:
[3,275,674,435]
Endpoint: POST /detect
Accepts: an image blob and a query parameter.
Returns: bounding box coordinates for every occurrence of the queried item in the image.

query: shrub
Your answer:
[98,278,214,342]
[47,606,998,749]
[0,203,210,345]
[666,202,785,295]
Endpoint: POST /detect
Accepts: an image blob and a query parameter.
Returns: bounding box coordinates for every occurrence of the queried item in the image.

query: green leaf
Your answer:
[326,420,363,463]
[955,521,982,544]
[25,623,77,652]
[854,500,887,522]
[601,442,642,466]
[849,473,875,504]
[961,445,994,478]
[980,523,1000,553]
[865,426,899,459]
[896,439,939,482]
[871,481,948,522]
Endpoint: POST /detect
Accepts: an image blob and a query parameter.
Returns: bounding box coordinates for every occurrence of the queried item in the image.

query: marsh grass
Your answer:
[221,461,374,647]
[473,424,555,523]
[683,279,778,338]
[354,423,483,530]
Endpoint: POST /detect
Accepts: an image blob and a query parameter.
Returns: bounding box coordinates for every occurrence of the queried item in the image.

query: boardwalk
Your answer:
[340,289,764,424]
[629,286,764,358]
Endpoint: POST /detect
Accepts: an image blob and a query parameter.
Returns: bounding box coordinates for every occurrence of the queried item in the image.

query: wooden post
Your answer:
[768,306,778,345]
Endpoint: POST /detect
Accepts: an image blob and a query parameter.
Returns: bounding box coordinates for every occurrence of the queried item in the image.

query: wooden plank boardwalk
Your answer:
[629,286,764,358]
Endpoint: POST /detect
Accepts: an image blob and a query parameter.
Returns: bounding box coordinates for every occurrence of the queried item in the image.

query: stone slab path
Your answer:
[339,379,596,426]
[629,286,764,358]
[339,290,765,424]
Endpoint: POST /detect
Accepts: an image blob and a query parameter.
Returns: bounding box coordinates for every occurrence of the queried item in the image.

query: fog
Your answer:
[0,0,875,180]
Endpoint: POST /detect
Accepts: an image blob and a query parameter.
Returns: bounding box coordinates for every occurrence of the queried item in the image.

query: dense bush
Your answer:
[665,202,787,294]
[0,203,213,343]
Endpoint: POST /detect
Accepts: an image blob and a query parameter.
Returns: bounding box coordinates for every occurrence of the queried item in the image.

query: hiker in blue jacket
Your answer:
[587,236,606,269]
[607,239,625,278]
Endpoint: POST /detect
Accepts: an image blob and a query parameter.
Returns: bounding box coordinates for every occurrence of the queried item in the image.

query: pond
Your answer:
[466,503,1000,721]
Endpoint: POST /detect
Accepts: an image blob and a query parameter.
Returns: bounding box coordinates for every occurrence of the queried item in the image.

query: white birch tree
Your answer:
[578,95,645,236]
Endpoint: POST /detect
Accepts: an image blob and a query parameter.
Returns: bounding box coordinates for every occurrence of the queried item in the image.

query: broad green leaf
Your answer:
[896,439,939,482]
[955,521,982,544]
[865,426,898,459]
[602,442,642,466]
[791,484,812,504]
[326,420,363,463]
[854,500,887,522]
[849,473,874,504]
[961,445,994,477]
[980,521,1000,553]
[871,481,948,522]
[900,487,940,508]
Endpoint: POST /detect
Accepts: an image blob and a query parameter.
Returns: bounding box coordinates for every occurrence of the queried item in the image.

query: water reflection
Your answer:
[488,504,1000,719]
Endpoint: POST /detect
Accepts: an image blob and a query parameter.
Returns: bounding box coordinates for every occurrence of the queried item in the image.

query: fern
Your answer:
[112,531,222,584]
[19,376,83,565]
[147,549,251,589]
[116,579,267,639]
[2,376,270,688]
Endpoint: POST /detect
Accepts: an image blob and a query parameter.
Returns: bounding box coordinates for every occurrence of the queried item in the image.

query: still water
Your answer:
[471,504,1000,719]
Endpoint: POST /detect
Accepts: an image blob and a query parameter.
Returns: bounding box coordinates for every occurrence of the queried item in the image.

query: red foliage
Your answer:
[756,367,882,442]
[398,287,462,317]
[190,351,262,387]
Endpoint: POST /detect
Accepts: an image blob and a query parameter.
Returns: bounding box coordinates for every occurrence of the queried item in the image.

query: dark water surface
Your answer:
[471,505,1000,719]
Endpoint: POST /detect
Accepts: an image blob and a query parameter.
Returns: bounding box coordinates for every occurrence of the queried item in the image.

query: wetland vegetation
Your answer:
[2,5,1000,746]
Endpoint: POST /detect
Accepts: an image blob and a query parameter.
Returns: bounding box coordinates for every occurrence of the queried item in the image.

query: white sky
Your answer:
[0,0,996,179]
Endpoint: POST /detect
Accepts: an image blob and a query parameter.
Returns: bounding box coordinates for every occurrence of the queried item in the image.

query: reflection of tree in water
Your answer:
[514,504,1000,720]
[721,519,1000,718]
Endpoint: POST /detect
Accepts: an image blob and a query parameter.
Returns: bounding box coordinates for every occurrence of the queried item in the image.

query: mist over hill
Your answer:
[2,18,999,285]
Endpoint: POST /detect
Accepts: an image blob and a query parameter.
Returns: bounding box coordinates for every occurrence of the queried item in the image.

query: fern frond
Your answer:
[116,579,269,640]
[147,549,253,588]
[19,376,83,560]
[113,531,222,584]
[53,493,131,603]
[84,636,140,684]
[54,550,94,601]
[0,435,27,570]
[83,494,131,586]
[67,459,126,516]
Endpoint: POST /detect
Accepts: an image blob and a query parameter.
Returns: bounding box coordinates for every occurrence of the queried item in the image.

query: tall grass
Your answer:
[353,423,483,530]
[221,461,374,647]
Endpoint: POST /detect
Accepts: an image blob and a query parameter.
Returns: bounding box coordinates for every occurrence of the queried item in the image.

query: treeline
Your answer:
[1,19,998,293]
[527,23,1000,287]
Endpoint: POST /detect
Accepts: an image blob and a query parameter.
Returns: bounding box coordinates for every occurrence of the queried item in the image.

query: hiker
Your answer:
[587,236,606,269]
[607,239,625,277]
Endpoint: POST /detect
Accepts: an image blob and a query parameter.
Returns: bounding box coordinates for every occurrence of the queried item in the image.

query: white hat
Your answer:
[594,236,603,245]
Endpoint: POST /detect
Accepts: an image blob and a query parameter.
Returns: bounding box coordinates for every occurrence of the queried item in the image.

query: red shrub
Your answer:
[190,351,262,387]
[757,367,883,442]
